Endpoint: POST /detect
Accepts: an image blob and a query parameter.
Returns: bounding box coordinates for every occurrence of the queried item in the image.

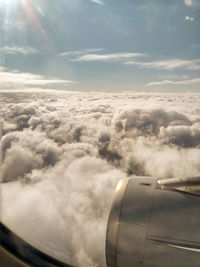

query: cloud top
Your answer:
[1,91,200,266]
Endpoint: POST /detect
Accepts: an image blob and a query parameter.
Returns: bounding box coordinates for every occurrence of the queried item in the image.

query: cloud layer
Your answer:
[147,78,200,86]
[1,91,200,266]
[0,67,76,90]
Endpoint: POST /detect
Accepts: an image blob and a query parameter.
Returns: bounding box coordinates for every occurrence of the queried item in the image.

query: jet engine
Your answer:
[106,176,200,267]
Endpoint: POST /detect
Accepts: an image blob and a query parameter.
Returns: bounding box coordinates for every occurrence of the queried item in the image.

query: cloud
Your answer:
[90,0,104,6]
[58,51,82,57]
[160,75,189,80]
[184,0,193,6]
[1,91,200,266]
[146,77,200,86]
[72,52,146,62]
[58,48,104,57]
[160,125,200,147]
[0,67,76,90]
[0,143,43,182]
[124,58,200,70]
[0,46,40,55]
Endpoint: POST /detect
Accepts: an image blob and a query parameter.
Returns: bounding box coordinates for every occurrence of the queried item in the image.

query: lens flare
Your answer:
[0,0,16,9]
[0,0,48,44]
[20,0,47,39]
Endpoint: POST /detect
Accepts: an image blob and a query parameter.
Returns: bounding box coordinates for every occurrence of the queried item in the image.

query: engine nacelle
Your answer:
[106,176,200,267]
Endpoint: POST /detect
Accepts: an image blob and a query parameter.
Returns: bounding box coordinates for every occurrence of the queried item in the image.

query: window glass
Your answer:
[0,1,200,266]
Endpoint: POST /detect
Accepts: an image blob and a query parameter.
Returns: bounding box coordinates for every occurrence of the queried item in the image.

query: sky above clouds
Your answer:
[0,0,200,91]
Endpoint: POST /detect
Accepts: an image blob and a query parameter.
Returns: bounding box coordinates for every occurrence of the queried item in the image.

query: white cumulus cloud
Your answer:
[1,91,200,267]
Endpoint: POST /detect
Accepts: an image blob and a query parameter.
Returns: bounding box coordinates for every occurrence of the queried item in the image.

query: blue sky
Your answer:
[0,0,200,91]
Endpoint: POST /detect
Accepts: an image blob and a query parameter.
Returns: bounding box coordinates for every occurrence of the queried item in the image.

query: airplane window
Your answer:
[0,1,200,267]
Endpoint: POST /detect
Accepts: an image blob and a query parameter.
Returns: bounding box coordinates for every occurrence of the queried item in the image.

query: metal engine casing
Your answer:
[106,177,200,267]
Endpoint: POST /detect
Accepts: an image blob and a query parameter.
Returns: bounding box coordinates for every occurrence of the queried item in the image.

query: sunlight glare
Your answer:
[0,0,15,8]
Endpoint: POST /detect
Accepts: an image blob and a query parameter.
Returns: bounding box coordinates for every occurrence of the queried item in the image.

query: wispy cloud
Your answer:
[146,78,200,86]
[0,67,76,90]
[58,48,104,57]
[124,58,200,70]
[59,51,81,57]
[0,46,40,55]
[184,0,193,6]
[90,0,104,6]
[160,75,189,80]
[72,52,146,62]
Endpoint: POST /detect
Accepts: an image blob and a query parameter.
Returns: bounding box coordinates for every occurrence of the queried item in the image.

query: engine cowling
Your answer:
[106,176,200,267]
